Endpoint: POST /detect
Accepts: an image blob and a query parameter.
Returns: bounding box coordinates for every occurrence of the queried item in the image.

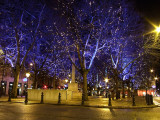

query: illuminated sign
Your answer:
[23,78,27,82]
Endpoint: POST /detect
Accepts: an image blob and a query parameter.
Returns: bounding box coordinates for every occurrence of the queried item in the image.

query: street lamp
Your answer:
[30,63,33,66]
[150,69,154,73]
[65,79,68,83]
[154,77,158,80]
[26,73,30,88]
[155,26,160,33]
[26,73,30,78]
[25,72,30,104]
[104,77,109,97]
[146,69,154,96]
[105,78,109,83]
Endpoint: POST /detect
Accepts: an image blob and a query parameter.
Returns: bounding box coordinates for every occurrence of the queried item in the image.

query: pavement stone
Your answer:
[0,95,158,109]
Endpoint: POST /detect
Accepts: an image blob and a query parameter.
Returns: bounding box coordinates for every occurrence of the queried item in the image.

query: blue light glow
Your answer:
[23,78,27,82]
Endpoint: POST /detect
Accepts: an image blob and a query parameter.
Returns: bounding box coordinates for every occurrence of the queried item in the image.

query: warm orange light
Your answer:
[65,79,68,83]
[156,26,160,33]
[30,63,33,66]
[26,73,30,77]
[105,78,109,83]
[150,69,154,73]
[43,85,47,89]
[155,77,158,80]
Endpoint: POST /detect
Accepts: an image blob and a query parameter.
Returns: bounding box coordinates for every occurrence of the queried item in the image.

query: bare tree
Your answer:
[0,1,45,97]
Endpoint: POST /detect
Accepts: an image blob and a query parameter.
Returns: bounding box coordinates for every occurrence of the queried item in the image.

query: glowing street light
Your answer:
[156,26,160,33]
[105,78,109,83]
[25,72,30,104]
[105,77,109,90]
[30,63,33,66]
[150,69,154,73]
[26,73,30,78]
[26,73,30,89]
[65,79,68,83]
[154,77,158,80]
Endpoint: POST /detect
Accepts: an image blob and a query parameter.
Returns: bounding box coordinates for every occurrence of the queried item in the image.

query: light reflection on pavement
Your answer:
[0,102,160,120]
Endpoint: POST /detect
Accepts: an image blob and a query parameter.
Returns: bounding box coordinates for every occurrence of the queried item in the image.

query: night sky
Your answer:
[135,0,160,24]
[45,0,160,26]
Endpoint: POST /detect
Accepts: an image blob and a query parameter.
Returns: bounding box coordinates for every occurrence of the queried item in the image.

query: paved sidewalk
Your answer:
[153,96,160,106]
[0,96,158,109]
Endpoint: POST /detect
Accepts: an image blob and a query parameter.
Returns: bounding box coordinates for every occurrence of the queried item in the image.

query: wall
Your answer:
[28,89,73,101]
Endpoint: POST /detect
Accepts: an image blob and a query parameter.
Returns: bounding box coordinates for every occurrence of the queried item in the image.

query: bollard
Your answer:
[147,95,151,105]
[108,94,112,106]
[122,93,125,99]
[111,92,114,100]
[132,94,136,106]
[58,92,61,104]
[8,89,11,102]
[147,95,152,105]
[82,93,84,105]
[146,94,148,104]
[150,95,153,105]
[40,92,44,104]
[116,91,120,99]
[0,87,2,98]
[106,93,108,98]
[24,90,28,105]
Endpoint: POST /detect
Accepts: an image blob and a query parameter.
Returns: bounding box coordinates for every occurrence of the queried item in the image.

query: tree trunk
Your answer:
[82,71,88,101]
[113,70,120,100]
[115,76,119,99]
[122,81,125,98]
[52,75,56,89]
[32,72,37,89]
[12,68,20,98]
[127,83,131,98]
[33,71,38,89]
[111,91,115,100]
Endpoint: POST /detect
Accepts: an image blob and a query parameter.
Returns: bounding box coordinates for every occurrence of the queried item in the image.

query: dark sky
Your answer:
[45,0,160,27]
[45,0,160,23]
[135,0,160,24]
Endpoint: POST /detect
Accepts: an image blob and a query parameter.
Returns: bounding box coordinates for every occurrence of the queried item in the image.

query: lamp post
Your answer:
[25,73,30,104]
[65,79,68,89]
[26,73,30,89]
[150,69,154,88]
[154,77,158,80]
[146,69,154,96]
[65,79,68,83]
[154,77,158,94]
[105,78,109,98]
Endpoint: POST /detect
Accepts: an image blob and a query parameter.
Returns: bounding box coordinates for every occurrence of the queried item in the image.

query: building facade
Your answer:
[0,62,32,96]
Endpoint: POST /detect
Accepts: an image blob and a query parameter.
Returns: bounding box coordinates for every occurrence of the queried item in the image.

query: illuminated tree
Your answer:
[54,0,112,100]
[0,0,45,97]
[90,0,144,99]
[52,0,145,100]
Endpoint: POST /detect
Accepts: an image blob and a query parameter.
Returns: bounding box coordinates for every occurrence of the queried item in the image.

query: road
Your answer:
[0,102,160,120]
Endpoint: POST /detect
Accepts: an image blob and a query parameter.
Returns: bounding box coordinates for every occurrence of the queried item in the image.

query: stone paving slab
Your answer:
[0,96,158,109]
